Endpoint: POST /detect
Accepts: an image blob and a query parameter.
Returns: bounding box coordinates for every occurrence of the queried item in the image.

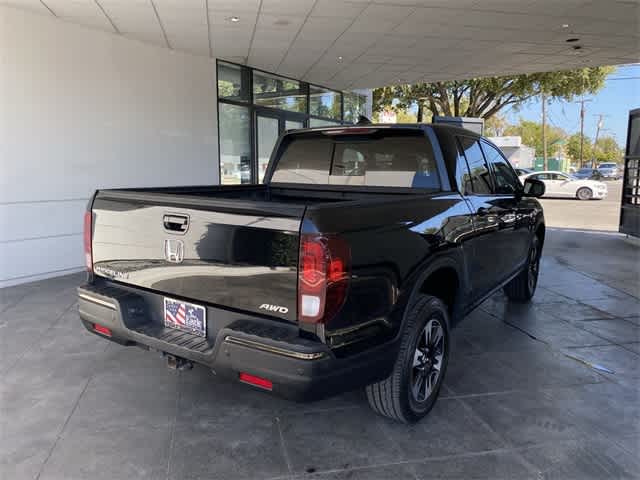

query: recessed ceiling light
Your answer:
[337,56,343,62]
[228,16,239,23]
[561,24,570,28]
[566,37,580,43]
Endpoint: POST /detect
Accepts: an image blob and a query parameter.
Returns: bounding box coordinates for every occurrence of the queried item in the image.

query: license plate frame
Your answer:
[163,297,207,337]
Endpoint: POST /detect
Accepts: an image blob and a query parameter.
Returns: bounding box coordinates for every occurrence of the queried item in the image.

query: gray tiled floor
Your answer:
[1,231,639,480]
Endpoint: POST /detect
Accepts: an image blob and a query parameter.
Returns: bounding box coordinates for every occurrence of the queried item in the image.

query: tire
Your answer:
[365,294,450,423]
[576,187,593,200]
[504,235,541,302]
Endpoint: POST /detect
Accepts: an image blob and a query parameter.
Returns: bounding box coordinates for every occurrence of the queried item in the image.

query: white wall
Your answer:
[0,7,219,287]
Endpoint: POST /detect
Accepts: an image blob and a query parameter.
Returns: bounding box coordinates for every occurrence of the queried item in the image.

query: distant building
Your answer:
[487,136,535,169]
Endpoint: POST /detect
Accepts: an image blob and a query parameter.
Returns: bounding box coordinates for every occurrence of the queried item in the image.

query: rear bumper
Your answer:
[78,283,396,401]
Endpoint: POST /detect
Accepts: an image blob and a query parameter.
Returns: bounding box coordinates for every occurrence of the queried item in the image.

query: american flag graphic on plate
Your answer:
[164,297,206,337]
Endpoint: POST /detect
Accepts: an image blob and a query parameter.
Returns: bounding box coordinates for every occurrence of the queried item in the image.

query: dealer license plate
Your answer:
[163,297,207,337]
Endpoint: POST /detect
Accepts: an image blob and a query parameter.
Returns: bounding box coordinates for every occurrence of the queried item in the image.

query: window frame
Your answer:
[216,60,366,185]
[479,139,523,195]
[265,127,446,193]
[455,135,494,196]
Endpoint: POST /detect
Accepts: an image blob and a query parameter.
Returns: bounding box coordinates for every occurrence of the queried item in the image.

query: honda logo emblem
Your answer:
[164,239,184,263]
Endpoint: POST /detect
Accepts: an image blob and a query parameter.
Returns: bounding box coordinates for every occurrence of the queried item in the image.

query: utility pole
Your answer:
[574,97,592,168]
[541,93,548,170]
[592,114,608,168]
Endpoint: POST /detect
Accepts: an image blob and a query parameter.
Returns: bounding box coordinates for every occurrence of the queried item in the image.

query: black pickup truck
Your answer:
[78,124,545,423]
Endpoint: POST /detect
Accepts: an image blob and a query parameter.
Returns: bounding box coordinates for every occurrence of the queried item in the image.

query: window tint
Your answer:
[457,137,492,194]
[454,144,474,195]
[272,131,440,189]
[481,141,521,194]
[271,136,333,184]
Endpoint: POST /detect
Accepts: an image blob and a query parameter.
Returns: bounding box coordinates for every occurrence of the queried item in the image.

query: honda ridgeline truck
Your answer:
[78,124,545,423]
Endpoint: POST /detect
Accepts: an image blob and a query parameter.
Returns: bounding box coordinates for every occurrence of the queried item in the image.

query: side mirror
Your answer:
[522,178,545,198]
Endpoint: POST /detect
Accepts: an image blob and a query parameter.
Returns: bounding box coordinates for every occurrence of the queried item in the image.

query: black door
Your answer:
[455,136,501,300]
[479,139,533,281]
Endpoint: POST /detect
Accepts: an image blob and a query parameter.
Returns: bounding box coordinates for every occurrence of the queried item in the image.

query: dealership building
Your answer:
[0,1,637,287]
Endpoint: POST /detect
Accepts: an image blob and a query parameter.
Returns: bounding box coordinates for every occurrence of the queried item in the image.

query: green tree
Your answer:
[485,114,508,137]
[594,136,624,164]
[373,67,614,121]
[503,119,566,159]
[395,109,418,123]
[566,133,593,165]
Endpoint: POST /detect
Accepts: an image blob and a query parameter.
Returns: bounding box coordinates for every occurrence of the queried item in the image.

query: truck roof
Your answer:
[291,123,482,139]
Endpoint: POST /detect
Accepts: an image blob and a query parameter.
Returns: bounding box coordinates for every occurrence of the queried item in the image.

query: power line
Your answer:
[574,97,593,167]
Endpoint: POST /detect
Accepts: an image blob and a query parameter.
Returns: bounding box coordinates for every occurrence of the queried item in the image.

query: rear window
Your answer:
[270,130,440,189]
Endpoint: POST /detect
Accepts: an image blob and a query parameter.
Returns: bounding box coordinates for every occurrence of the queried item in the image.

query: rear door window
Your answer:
[456,136,492,194]
[271,130,441,189]
[480,140,521,194]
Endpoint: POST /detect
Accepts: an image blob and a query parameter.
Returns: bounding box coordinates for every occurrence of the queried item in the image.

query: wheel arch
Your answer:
[402,256,466,332]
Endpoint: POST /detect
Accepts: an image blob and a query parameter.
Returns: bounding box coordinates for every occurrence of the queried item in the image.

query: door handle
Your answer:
[163,214,189,233]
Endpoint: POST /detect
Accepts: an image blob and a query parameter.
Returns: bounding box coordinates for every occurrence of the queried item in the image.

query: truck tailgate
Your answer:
[90,190,303,323]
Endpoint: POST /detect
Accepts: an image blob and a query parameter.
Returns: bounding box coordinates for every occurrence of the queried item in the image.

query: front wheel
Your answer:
[576,187,593,200]
[365,295,450,423]
[504,236,541,302]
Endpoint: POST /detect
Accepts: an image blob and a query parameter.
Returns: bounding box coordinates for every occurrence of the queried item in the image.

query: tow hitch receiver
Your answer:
[166,354,193,371]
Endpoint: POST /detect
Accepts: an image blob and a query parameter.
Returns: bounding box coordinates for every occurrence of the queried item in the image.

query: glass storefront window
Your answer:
[310,118,342,127]
[253,70,307,113]
[218,61,249,102]
[309,85,341,120]
[344,92,368,123]
[219,103,251,185]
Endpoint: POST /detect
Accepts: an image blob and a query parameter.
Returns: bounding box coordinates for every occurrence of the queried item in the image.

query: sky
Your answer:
[503,64,640,147]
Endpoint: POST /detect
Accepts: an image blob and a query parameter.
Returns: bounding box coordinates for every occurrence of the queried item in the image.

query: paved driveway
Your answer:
[1,231,639,480]
[539,179,622,232]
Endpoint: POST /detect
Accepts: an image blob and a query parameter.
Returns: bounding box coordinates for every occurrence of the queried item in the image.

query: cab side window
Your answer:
[456,136,492,194]
[481,140,521,194]
[531,173,549,181]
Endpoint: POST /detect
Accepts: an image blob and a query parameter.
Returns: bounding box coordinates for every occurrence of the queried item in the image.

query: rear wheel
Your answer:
[365,295,449,423]
[576,187,593,200]
[504,235,541,302]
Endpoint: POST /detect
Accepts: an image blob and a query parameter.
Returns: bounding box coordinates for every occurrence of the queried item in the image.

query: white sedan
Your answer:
[519,171,608,200]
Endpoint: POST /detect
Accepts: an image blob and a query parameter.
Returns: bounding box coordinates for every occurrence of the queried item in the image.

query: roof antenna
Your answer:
[356,115,372,125]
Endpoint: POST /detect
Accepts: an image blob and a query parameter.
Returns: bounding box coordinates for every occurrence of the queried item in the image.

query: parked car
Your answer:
[515,167,534,177]
[574,167,604,180]
[597,162,621,180]
[78,124,546,423]
[519,170,607,200]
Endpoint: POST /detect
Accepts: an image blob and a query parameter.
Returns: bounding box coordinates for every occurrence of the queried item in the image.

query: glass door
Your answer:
[256,110,306,183]
[256,113,280,183]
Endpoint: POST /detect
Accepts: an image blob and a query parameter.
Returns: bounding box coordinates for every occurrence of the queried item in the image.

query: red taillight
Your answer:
[298,234,350,324]
[93,323,112,337]
[239,372,273,390]
[83,211,93,272]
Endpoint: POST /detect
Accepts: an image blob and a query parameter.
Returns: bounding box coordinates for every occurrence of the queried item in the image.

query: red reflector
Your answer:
[84,211,93,272]
[239,372,273,391]
[322,127,378,135]
[93,324,112,337]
